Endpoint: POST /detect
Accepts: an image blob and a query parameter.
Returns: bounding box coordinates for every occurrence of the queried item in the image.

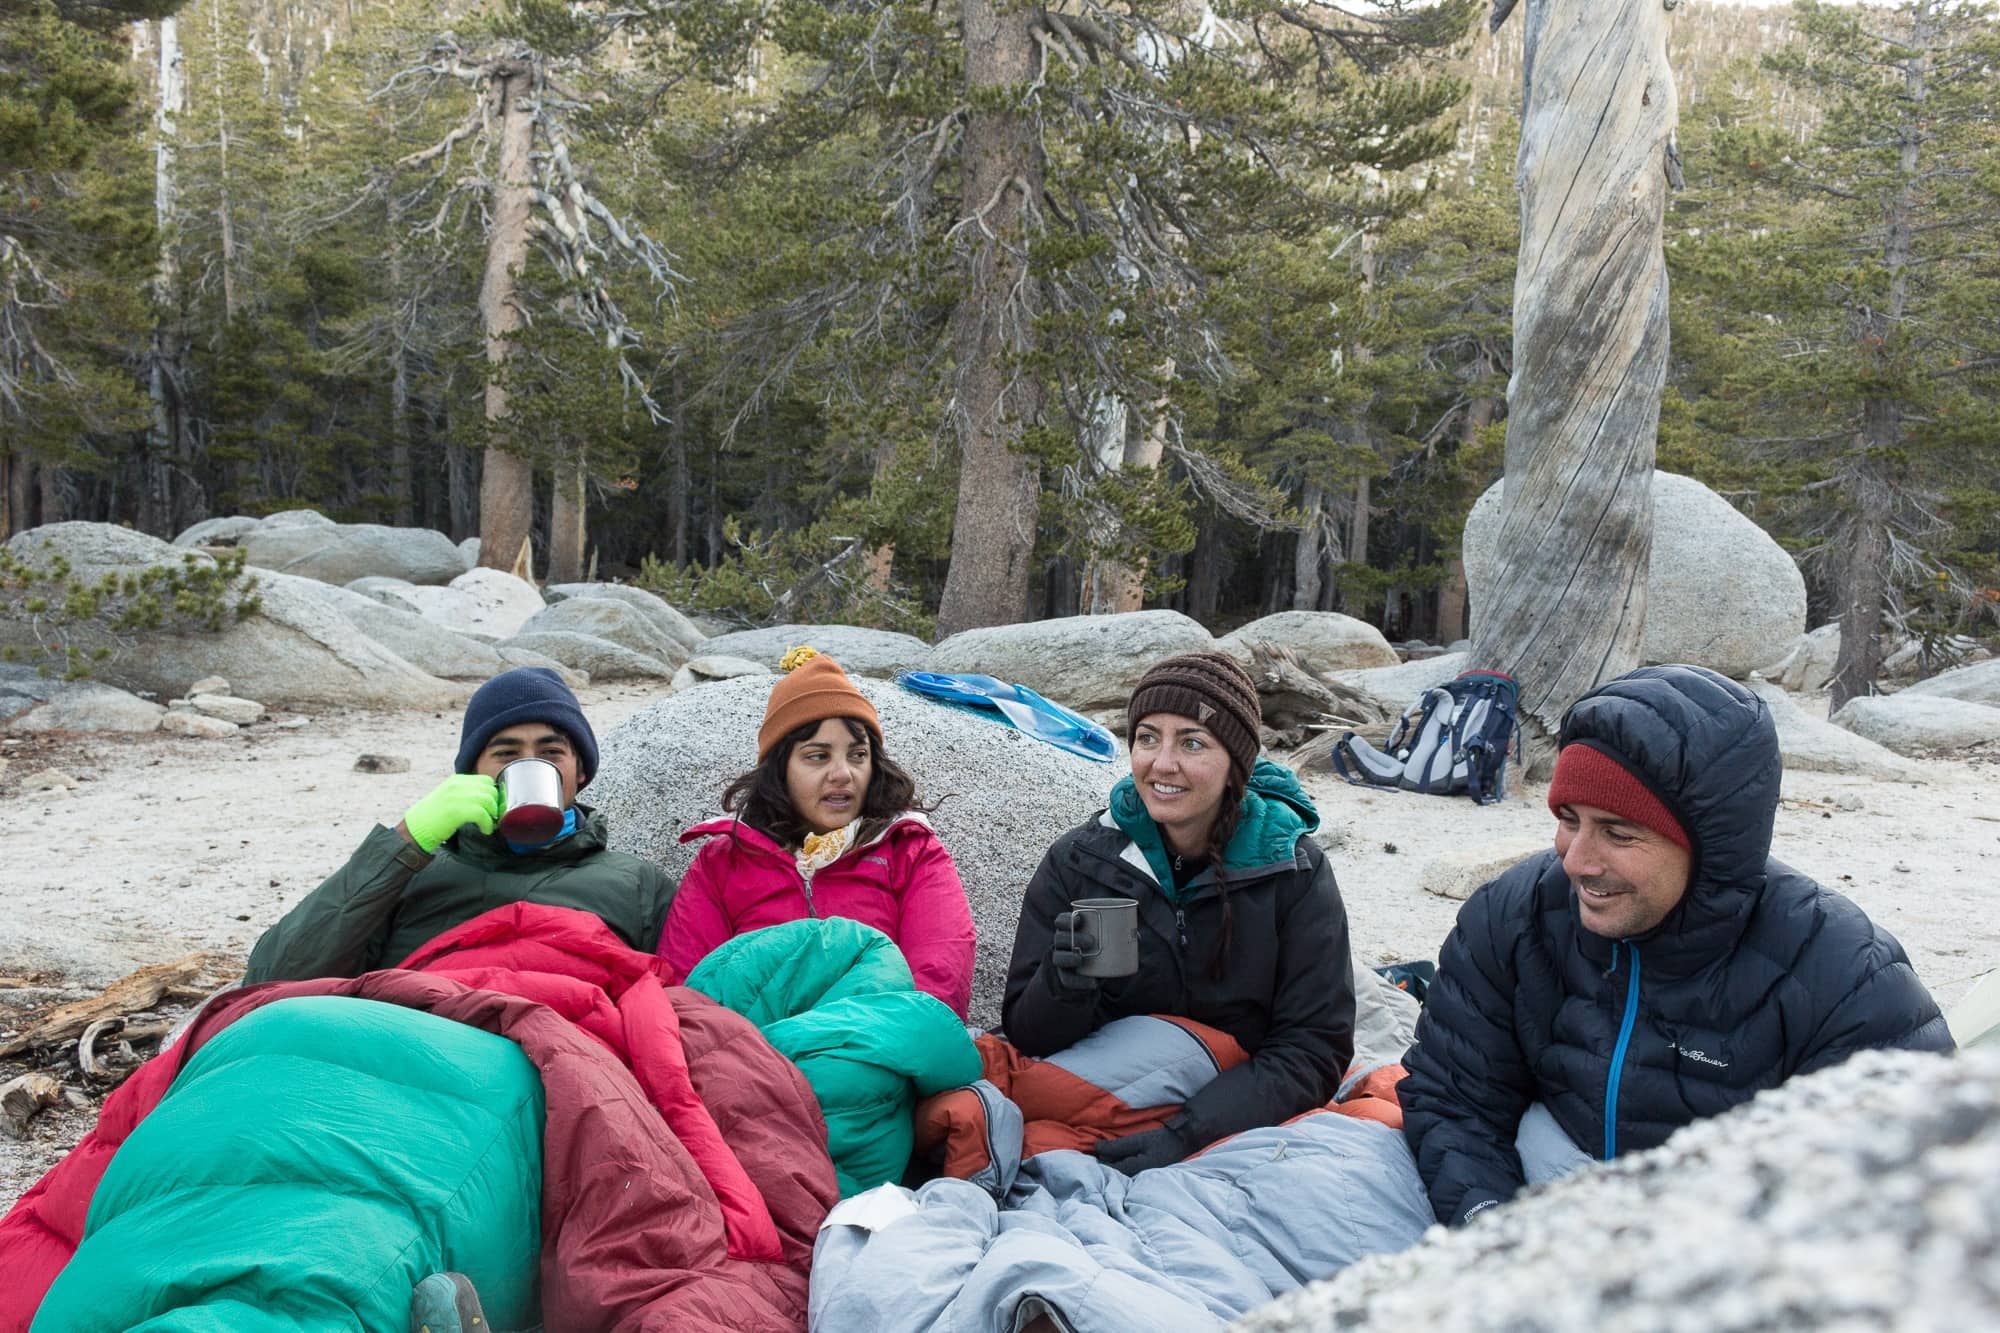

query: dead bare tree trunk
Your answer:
[668,369,690,565]
[863,437,898,592]
[1186,516,1224,622]
[37,466,62,525]
[1108,386,1170,613]
[209,0,240,323]
[1469,0,1677,763]
[1083,367,1173,613]
[475,62,537,578]
[446,440,478,542]
[142,16,186,538]
[1828,7,1928,714]
[0,453,18,538]
[386,192,414,527]
[1349,472,1371,581]
[1830,469,1892,711]
[548,452,586,585]
[935,0,1044,637]
[1294,483,1326,610]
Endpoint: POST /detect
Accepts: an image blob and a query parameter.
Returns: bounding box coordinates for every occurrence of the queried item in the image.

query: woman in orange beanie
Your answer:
[657,648,977,1017]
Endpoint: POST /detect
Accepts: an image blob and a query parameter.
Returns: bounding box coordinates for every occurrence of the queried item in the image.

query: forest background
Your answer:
[4,0,1998,688]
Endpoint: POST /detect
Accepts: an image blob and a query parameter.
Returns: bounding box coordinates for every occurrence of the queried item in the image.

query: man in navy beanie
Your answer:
[247,667,675,981]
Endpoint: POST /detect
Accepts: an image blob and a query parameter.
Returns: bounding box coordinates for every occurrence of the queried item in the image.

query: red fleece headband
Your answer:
[1546,743,1690,850]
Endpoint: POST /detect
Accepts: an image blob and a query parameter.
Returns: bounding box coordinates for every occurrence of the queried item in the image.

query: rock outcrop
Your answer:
[1220,611,1399,674]
[501,630,675,681]
[543,584,705,655]
[1902,657,2000,708]
[930,610,1222,710]
[515,598,692,669]
[1,525,463,709]
[1233,1048,1996,1333]
[1747,680,1923,781]
[669,655,771,691]
[1831,692,2000,755]
[698,624,932,679]
[238,512,470,586]
[1,670,165,735]
[1464,472,1807,679]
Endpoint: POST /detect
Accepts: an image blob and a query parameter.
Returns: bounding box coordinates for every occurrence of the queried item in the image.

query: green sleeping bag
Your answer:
[687,917,980,1196]
[33,995,545,1332]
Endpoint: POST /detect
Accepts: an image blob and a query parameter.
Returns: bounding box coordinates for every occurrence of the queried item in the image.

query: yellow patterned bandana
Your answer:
[796,817,862,881]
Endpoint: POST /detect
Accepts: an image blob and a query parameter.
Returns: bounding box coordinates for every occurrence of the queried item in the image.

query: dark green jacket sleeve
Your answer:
[244,824,430,983]
[638,861,678,955]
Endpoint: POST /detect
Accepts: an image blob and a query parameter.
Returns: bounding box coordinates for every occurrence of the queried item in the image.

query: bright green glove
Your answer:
[400,774,502,854]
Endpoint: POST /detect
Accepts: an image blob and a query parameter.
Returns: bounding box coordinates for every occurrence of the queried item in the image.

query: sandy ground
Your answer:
[5,682,1997,1206]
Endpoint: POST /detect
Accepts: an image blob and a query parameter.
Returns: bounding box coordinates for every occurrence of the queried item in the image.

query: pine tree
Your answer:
[0,0,172,536]
[1675,0,2000,707]
[683,0,1477,632]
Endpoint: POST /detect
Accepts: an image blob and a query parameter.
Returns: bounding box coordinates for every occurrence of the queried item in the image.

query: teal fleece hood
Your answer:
[1109,757,1320,902]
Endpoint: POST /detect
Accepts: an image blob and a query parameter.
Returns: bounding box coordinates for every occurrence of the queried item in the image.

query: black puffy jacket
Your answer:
[1399,665,1953,1226]
[1002,773,1355,1149]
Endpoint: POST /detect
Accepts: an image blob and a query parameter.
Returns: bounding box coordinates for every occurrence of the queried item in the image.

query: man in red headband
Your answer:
[1397,665,1952,1228]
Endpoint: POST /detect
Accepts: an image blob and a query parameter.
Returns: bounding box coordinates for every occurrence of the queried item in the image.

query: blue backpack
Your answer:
[1331,669,1519,804]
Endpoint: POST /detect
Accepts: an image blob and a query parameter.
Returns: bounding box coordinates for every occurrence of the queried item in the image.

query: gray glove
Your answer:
[1050,910,1100,991]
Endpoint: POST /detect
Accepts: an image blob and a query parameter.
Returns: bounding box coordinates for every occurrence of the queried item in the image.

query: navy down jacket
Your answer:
[1399,665,1952,1227]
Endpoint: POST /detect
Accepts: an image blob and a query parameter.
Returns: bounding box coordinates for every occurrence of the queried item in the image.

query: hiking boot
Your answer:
[410,1272,490,1333]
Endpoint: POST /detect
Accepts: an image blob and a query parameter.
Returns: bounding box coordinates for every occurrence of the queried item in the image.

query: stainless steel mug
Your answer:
[497,757,565,843]
[1070,897,1141,979]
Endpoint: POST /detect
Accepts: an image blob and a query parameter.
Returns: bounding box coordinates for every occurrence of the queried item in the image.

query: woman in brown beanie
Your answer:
[657,648,977,1017]
[1001,651,1356,1172]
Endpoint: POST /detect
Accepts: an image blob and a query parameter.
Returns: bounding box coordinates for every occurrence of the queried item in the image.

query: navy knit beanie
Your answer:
[455,667,599,788]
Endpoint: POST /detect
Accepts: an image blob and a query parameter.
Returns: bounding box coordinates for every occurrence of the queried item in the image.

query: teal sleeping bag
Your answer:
[686,918,980,1196]
[33,995,545,1332]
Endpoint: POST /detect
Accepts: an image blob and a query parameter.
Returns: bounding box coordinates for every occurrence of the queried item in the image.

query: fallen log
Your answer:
[78,1014,172,1083]
[1248,644,1394,732]
[1,1072,63,1140]
[0,953,225,1059]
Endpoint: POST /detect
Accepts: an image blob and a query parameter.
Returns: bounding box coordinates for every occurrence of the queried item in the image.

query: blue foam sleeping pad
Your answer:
[896,672,1118,762]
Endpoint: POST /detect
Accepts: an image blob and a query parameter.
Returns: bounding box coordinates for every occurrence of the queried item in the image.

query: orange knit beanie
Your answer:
[757,648,880,759]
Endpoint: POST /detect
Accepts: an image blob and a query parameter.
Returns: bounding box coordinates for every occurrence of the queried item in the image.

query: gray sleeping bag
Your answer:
[809,1108,1432,1333]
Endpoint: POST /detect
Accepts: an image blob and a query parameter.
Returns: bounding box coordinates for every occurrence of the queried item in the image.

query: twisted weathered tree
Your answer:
[1468,0,1678,762]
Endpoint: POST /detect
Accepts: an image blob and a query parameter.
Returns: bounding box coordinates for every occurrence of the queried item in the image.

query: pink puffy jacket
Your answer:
[659,813,977,1019]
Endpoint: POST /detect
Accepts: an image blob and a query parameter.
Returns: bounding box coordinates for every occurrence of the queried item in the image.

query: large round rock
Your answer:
[1902,657,2000,707]
[515,598,692,669]
[590,675,1119,1026]
[1235,1047,1999,1332]
[543,584,705,655]
[1831,692,2000,755]
[1464,471,1806,679]
[1220,611,1398,674]
[930,610,1227,711]
[697,624,932,678]
[239,515,470,586]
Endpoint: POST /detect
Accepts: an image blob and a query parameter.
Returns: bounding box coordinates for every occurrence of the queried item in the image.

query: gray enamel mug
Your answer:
[1070,897,1141,978]
[497,758,564,843]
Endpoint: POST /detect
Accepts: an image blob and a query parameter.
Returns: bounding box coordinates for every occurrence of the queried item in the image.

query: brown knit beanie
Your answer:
[758,648,880,760]
[1126,651,1262,776]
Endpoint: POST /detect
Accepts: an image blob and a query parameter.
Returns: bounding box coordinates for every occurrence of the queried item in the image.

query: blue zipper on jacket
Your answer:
[1604,940,1641,1160]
